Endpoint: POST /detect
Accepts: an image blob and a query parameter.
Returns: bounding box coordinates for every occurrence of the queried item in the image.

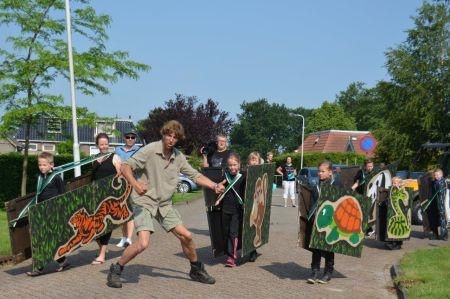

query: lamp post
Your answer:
[290,113,305,170]
[64,0,81,177]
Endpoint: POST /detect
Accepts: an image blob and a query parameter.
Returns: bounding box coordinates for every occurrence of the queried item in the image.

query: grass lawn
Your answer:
[0,210,12,256]
[395,245,450,298]
[173,190,202,204]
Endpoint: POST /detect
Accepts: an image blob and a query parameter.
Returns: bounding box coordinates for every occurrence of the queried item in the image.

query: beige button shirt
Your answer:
[123,140,201,217]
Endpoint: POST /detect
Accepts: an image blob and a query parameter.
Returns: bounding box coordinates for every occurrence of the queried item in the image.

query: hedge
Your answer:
[0,153,92,208]
[272,152,366,169]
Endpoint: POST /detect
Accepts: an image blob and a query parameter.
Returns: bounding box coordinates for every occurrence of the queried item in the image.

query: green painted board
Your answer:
[297,183,314,250]
[310,184,370,258]
[241,164,275,257]
[386,187,413,241]
[365,164,396,224]
[29,175,132,270]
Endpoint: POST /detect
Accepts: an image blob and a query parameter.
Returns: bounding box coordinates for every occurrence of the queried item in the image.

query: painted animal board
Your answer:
[310,184,370,258]
[365,164,396,224]
[297,183,314,250]
[242,164,275,257]
[386,186,413,241]
[28,175,132,270]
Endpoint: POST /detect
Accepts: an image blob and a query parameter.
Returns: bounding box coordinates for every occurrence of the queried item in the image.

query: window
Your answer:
[47,118,62,134]
[28,143,38,151]
[95,121,115,137]
[43,144,55,152]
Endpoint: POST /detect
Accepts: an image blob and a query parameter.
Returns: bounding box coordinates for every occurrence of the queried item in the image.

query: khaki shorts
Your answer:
[133,205,183,233]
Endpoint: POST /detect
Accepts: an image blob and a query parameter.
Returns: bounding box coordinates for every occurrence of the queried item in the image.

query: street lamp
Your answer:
[290,113,305,170]
[64,0,81,177]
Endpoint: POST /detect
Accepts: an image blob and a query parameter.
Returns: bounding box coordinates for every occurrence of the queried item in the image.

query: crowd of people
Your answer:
[26,120,449,288]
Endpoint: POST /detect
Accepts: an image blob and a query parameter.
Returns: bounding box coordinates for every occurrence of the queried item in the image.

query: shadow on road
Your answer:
[260,262,346,280]
[100,264,191,284]
[174,245,225,266]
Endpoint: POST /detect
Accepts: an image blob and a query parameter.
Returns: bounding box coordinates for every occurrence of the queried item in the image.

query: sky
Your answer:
[3,0,426,123]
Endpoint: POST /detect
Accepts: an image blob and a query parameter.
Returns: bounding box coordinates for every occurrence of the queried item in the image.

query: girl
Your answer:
[91,133,122,265]
[219,153,246,267]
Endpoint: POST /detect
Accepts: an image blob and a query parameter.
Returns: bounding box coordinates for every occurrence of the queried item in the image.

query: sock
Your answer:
[116,262,124,272]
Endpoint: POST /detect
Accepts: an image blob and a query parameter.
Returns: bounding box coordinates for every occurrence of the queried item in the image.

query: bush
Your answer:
[272,152,366,169]
[0,153,92,207]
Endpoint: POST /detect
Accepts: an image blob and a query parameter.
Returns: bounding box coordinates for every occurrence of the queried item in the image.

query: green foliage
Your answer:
[0,153,92,207]
[306,101,356,133]
[272,152,365,169]
[0,0,149,194]
[230,99,313,158]
[187,154,203,171]
[172,190,202,204]
[396,245,450,298]
[56,139,74,155]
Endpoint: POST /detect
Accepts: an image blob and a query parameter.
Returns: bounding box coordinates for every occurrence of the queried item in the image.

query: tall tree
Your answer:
[0,0,149,195]
[375,1,450,167]
[229,99,307,158]
[306,101,356,133]
[138,94,233,155]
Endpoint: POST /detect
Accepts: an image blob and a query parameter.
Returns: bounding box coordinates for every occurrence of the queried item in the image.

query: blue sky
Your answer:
[5,1,426,122]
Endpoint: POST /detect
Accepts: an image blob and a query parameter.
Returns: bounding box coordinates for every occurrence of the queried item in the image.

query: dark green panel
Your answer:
[29,175,132,270]
[386,187,413,241]
[310,185,370,258]
[298,184,314,250]
[241,164,275,257]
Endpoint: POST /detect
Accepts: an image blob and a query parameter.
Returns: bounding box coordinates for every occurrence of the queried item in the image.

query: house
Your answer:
[0,137,18,154]
[299,130,377,157]
[12,117,143,156]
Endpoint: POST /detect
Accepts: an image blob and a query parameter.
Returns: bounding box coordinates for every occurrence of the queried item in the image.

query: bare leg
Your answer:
[172,224,197,262]
[118,230,150,266]
[126,220,135,240]
[97,244,107,262]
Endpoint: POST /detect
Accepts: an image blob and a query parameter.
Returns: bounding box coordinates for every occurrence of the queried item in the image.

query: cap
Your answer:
[124,128,138,136]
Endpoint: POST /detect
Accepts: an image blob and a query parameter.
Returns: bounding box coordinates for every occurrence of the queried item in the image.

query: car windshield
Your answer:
[310,169,318,177]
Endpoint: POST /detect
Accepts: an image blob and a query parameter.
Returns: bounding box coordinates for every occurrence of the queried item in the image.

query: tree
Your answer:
[306,101,356,133]
[335,82,386,131]
[229,99,308,158]
[0,0,149,195]
[375,1,450,167]
[138,94,233,155]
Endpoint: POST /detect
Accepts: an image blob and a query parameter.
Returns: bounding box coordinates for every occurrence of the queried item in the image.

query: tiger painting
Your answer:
[55,175,132,259]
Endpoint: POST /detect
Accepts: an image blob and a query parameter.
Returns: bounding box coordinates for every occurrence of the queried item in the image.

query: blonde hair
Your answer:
[392,176,403,187]
[160,120,185,140]
[247,151,261,165]
[38,151,54,164]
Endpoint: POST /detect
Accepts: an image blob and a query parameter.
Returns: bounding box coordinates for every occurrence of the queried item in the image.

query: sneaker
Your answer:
[306,269,320,284]
[225,256,236,267]
[189,263,216,284]
[116,237,126,248]
[124,238,132,248]
[292,205,297,208]
[248,250,258,262]
[27,268,43,277]
[317,272,332,284]
[107,263,123,288]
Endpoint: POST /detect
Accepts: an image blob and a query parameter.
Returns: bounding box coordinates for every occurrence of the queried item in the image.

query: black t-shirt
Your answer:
[208,149,231,168]
[353,169,367,195]
[221,171,246,214]
[281,164,296,181]
[92,153,117,181]
[37,173,65,203]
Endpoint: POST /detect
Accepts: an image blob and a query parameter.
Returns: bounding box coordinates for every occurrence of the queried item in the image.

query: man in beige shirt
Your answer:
[107,120,224,288]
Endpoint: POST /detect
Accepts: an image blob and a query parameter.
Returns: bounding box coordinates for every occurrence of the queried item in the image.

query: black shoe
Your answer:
[384,242,395,250]
[429,233,438,240]
[307,269,320,284]
[107,263,123,288]
[249,250,258,262]
[440,234,448,241]
[317,272,332,284]
[189,263,216,284]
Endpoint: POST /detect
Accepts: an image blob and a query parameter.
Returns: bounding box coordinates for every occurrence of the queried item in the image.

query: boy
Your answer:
[307,160,341,284]
[27,152,69,276]
[427,169,448,240]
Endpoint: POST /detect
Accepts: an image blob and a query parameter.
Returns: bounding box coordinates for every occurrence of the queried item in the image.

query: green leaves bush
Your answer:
[272,152,365,169]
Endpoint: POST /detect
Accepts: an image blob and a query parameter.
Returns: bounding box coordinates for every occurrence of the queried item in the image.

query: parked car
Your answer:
[177,173,198,193]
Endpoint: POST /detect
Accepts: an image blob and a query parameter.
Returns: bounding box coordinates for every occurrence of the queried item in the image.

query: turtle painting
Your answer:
[315,196,364,247]
[309,184,370,257]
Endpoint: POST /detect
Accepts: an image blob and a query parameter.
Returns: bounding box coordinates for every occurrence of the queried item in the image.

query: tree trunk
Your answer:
[20,119,31,196]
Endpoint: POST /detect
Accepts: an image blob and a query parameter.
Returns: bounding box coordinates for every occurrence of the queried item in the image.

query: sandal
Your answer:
[91,258,105,265]
[27,269,43,277]
[56,261,70,272]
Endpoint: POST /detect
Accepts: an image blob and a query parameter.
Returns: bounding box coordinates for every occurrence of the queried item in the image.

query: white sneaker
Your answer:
[124,238,132,248]
[116,237,126,248]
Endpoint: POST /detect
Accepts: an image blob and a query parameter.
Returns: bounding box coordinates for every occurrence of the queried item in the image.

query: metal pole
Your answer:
[64,0,81,177]
[300,115,305,170]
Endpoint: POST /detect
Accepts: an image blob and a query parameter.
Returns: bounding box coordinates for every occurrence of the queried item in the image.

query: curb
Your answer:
[390,264,408,299]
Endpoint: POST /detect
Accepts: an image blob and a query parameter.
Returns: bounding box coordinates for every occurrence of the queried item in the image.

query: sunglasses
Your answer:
[125,136,136,140]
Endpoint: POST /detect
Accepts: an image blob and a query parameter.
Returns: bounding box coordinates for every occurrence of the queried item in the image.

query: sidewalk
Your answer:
[0,188,448,298]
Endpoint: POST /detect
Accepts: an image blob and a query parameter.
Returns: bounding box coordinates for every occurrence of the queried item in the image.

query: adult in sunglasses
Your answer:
[114,129,141,248]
